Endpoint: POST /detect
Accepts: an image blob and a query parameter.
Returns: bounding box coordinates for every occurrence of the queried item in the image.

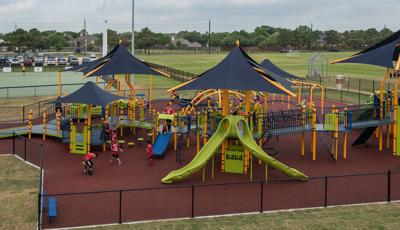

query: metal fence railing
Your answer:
[38,170,400,229]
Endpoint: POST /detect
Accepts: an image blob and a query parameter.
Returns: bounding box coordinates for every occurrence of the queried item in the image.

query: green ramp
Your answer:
[161,115,308,184]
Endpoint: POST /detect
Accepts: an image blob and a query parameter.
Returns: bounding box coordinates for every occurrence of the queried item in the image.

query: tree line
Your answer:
[0,25,394,52]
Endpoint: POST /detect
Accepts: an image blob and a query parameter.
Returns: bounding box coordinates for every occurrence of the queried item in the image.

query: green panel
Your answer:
[158,114,175,121]
[224,150,244,174]
[323,114,337,131]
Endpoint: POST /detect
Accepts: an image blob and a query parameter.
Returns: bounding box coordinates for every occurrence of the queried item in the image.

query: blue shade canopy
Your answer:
[170,46,294,96]
[82,44,161,77]
[260,59,301,80]
[55,81,126,106]
[332,30,400,69]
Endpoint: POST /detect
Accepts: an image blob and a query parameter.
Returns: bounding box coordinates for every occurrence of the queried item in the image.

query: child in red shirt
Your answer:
[82,152,97,175]
[109,130,123,165]
[146,141,154,166]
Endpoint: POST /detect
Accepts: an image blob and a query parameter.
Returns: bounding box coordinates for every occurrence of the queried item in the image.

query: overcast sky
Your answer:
[0,0,399,34]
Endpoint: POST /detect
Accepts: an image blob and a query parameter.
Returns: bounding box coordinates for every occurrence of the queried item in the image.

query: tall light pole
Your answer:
[102,0,108,57]
[131,0,135,55]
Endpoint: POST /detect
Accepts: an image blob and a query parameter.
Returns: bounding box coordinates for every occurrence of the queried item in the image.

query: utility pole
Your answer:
[102,0,108,57]
[208,19,211,54]
[131,0,135,55]
[84,18,87,55]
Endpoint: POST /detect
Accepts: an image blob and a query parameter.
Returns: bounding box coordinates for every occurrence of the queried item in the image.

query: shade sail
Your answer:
[55,81,126,106]
[170,45,295,96]
[260,59,301,80]
[82,44,161,77]
[332,30,400,69]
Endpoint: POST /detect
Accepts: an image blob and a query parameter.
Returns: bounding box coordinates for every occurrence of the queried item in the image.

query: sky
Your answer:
[0,0,399,34]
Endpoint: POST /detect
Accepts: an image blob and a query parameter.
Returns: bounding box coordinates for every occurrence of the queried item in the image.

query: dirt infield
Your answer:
[2,97,400,228]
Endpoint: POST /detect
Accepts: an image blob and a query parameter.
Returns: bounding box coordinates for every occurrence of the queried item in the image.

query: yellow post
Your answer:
[386,97,391,149]
[301,105,305,157]
[28,110,32,139]
[297,87,301,104]
[264,93,268,113]
[272,94,275,104]
[311,107,317,160]
[42,111,47,141]
[222,89,229,116]
[343,108,348,160]
[120,106,124,136]
[394,81,399,155]
[334,109,339,161]
[57,71,61,97]
[96,76,99,85]
[56,109,61,132]
[148,75,152,110]
[87,104,91,152]
[173,113,178,151]
[196,112,200,154]
[321,86,325,114]
[379,68,390,151]
[77,106,80,123]
[287,96,291,110]
[244,91,251,173]
[69,119,73,152]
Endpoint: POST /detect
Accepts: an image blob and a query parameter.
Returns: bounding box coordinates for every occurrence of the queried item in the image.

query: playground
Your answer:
[1,32,400,229]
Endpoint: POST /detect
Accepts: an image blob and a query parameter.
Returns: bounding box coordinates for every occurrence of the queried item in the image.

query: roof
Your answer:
[332,30,400,69]
[65,44,161,77]
[55,81,125,106]
[170,45,295,96]
[259,59,301,80]
[172,38,202,48]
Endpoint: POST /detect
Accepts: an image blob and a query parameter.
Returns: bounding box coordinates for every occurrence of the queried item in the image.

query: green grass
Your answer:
[138,52,388,79]
[82,202,400,230]
[0,155,39,230]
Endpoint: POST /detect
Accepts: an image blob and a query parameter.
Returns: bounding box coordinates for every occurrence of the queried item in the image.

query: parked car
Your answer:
[89,53,97,61]
[57,57,67,66]
[47,56,56,66]
[0,56,10,67]
[27,53,35,62]
[10,58,21,66]
[35,56,44,66]
[69,57,79,66]
[23,58,33,66]
[16,55,24,64]
[82,57,91,64]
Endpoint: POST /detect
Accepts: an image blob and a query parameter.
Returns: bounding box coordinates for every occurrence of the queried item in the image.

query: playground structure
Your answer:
[1,34,400,188]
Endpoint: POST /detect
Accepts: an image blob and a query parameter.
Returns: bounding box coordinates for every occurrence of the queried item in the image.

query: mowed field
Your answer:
[139,51,388,79]
[0,51,389,90]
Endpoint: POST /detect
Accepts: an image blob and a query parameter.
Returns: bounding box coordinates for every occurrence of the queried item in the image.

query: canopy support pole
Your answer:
[57,72,61,97]
[87,104,91,153]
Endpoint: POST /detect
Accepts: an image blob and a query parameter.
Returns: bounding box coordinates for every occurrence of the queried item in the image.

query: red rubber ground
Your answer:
[2,97,400,228]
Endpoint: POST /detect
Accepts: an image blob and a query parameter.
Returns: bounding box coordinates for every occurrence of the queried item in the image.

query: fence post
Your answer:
[324,176,328,207]
[260,181,264,213]
[191,185,195,218]
[119,190,122,224]
[24,139,27,161]
[37,192,42,230]
[387,170,391,202]
[358,79,361,105]
[22,106,25,123]
[12,132,15,155]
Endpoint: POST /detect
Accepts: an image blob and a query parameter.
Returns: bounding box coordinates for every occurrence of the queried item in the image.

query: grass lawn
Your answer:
[82,202,400,230]
[138,52,388,79]
[0,155,39,230]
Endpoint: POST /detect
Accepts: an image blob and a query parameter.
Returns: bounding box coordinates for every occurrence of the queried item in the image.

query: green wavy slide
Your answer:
[161,115,308,184]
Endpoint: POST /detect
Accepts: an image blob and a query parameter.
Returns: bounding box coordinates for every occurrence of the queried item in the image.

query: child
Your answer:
[146,141,154,166]
[162,120,168,134]
[82,152,97,175]
[109,130,123,165]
